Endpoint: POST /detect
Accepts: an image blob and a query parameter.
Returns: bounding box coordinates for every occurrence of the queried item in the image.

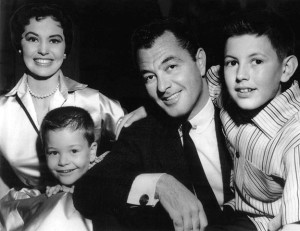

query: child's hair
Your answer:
[40,106,95,147]
[220,9,297,122]
[222,9,295,62]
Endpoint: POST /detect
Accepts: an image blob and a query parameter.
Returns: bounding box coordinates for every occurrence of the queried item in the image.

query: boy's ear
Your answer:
[281,55,298,83]
[195,48,206,76]
[89,142,98,163]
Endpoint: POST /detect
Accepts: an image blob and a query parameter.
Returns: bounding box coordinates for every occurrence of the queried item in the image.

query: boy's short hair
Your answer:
[131,18,199,68]
[40,106,95,147]
[10,2,73,55]
[223,9,295,62]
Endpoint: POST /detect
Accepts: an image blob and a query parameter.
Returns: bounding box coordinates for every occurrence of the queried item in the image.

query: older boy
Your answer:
[206,9,300,231]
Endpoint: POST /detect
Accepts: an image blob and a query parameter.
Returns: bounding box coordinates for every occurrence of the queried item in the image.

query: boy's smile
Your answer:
[224,34,286,111]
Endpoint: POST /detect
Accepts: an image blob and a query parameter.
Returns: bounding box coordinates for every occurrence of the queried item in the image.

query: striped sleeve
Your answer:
[282,143,300,225]
[206,65,222,108]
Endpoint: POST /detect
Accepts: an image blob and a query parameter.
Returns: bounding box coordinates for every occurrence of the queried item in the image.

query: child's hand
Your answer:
[46,185,74,197]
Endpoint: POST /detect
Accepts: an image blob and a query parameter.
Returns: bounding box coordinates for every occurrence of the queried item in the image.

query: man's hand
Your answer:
[46,185,74,197]
[156,174,207,231]
[116,106,147,139]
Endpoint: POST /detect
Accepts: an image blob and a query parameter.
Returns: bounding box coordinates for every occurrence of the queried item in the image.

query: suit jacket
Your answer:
[73,106,233,230]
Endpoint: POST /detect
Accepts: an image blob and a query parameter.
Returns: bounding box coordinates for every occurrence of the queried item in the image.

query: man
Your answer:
[73,18,233,231]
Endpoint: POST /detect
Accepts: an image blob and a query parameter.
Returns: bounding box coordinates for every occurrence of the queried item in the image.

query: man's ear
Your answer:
[195,48,206,76]
[89,142,98,163]
[281,55,298,83]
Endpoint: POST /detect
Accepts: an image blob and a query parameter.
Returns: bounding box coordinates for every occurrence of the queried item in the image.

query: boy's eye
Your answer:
[47,151,58,156]
[252,59,263,65]
[225,60,238,67]
[71,149,79,154]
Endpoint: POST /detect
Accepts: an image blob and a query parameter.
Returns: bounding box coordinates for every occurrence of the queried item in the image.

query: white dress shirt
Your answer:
[127,99,224,207]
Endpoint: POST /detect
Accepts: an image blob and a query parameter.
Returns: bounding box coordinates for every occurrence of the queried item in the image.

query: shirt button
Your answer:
[139,194,149,206]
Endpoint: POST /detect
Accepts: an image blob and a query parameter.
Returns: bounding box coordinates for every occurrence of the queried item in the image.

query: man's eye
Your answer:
[144,75,156,83]
[167,65,177,70]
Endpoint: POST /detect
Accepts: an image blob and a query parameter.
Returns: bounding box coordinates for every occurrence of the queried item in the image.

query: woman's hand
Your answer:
[116,106,147,139]
[46,185,74,197]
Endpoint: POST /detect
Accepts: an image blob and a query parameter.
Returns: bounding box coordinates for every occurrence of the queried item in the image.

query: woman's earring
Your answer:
[64,54,67,59]
[18,50,22,54]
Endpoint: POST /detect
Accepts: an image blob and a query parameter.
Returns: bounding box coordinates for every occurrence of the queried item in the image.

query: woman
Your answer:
[0,2,140,198]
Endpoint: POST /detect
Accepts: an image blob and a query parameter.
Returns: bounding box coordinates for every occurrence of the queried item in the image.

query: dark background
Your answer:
[1,0,300,111]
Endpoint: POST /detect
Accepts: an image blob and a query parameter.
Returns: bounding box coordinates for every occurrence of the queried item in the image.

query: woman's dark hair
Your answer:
[10,2,73,55]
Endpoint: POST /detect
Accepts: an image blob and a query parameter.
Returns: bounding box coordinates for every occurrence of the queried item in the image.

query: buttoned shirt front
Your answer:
[207,65,300,231]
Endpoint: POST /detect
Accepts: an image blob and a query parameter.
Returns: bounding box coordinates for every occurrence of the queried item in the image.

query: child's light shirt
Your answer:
[207,65,300,231]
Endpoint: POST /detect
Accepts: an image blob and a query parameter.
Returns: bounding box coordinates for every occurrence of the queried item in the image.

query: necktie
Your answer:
[181,121,222,223]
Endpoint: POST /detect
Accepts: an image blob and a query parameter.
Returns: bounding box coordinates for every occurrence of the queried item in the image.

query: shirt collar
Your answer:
[252,81,300,138]
[5,70,87,99]
[189,98,215,133]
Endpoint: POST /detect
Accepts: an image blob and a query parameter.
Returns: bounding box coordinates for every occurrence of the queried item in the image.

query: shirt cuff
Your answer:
[127,173,165,206]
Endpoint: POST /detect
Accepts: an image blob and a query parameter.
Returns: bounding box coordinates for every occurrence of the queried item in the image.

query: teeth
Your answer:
[239,89,252,93]
[59,169,74,173]
[165,92,179,101]
[35,59,52,64]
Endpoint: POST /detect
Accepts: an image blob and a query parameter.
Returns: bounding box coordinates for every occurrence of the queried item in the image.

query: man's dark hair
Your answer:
[40,106,95,147]
[131,18,199,68]
[10,2,74,55]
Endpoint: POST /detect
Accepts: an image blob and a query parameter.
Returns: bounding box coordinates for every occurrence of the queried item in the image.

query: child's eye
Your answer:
[47,151,58,156]
[252,59,263,65]
[71,149,79,154]
[225,60,238,67]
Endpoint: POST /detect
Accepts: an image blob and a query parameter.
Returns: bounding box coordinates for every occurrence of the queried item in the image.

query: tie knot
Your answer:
[181,121,192,136]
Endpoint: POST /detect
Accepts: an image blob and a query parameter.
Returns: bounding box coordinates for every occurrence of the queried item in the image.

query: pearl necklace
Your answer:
[27,81,59,99]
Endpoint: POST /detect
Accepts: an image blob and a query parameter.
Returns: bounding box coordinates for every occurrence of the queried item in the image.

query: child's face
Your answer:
[45,128,97,186]
[224,34,285,110]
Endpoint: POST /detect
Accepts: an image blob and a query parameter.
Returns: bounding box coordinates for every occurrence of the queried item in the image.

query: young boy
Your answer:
[206,9,300,231]
[0,106,103,230]
[40,106,101,197]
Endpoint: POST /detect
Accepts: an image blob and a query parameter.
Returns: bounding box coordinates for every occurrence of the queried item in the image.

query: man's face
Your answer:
[224,34,286,110]
[137,31,208,120]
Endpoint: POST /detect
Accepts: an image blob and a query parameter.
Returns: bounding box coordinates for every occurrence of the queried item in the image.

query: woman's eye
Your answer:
[50,38,62,44]
[26,37,38,42]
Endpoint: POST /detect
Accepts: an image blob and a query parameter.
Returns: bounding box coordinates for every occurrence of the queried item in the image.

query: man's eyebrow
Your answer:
[161,56,180,65]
